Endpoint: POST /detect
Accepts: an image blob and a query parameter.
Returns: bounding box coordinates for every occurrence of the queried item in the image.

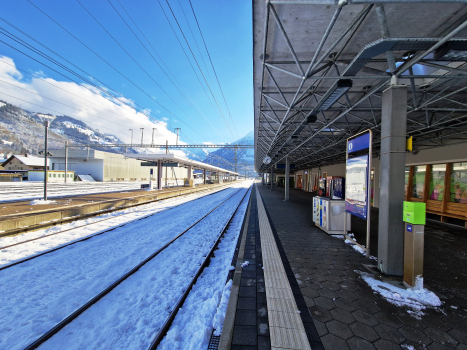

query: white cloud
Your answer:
[0,56,185,151]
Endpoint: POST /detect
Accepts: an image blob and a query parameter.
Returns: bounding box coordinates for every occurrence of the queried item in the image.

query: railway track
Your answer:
[20,186,250,350]
[0,184,234,270]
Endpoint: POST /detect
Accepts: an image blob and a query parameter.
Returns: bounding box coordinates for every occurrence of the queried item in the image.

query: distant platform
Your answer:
[0,183,233,237]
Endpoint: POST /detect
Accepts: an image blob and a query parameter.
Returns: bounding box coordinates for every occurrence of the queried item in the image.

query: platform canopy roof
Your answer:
[124,153,240,175]
[254,0,467,173]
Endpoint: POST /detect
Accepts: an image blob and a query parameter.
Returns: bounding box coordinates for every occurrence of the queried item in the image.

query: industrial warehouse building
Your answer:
[48,149,236,185]
[48,149,163,182]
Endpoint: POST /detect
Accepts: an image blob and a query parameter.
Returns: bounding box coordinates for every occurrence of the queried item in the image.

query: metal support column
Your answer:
[157,159,162,190]
[378,85,407,276]
[285,157,290,201]
[270,168,274,191]
[203,169,206,185]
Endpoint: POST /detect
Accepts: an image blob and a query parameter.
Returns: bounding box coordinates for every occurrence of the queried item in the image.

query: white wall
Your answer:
[50,158,104,181]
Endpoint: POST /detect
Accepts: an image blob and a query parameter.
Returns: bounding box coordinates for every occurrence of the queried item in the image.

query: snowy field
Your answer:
[0,181,146,202]
[0,181,252,350]
[0,184,235,266]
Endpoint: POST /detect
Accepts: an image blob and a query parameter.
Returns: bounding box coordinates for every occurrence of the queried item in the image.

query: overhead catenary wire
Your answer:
[0,78,132,130]
[188,0,239,137]
[24,0,203,140]
[175,0,215,87]
[0,16,124,101]
[0,38,176,134]
[0,58,165,129]
[0,28,169,129]
[75,0,204,133]
[156,1,231,142]
[108,0,228,144]
[160,0,234,139]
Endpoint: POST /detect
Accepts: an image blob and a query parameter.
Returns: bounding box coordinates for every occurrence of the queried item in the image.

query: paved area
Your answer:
[248,184,467,350]
[351,210,467,302]
[231,188,271,349]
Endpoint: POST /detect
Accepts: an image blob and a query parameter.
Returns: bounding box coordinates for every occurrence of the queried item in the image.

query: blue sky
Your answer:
[0,0,253,145]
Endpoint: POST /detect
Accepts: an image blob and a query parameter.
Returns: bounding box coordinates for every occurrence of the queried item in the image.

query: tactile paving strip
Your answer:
[255,186,311,350]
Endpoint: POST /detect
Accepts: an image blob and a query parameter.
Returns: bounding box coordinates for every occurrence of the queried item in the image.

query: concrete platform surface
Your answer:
[225,184,467,350]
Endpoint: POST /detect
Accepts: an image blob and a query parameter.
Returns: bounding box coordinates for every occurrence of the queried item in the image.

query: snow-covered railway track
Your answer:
[20,187,248,350]
[0,184,231,261]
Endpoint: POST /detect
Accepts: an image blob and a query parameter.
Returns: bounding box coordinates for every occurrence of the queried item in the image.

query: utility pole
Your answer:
[234,145,238,180]
[175,128,181,146]
[140,128,144,146]
[129,129,133,146]
[65,140,68,183]
[166,140,169,154]
[152,128,156,146]
[37,113,56,201]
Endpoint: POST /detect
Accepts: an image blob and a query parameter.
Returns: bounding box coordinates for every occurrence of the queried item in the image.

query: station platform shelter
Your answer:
[220,183,467,350]
[250,0,467,348]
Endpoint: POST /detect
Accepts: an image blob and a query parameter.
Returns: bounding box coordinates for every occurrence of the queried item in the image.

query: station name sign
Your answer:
[348,133,370,153]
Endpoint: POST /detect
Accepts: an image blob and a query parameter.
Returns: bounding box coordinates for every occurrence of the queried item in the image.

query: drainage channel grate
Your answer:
[207,330,220,350]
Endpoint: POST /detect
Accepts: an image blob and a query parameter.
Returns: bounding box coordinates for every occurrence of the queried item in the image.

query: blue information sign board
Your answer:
[345,155,369,219]
[348,133,370,153]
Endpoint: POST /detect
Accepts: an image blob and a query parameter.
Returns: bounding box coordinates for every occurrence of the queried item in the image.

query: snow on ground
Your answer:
[0,181,146,202]
[38,183,252,350]
[158,186,251,350]
[29,199,57,205]
[0,184,247,350]
[0,186,232,266]
[334,232,377,260]
[358,271,442,318]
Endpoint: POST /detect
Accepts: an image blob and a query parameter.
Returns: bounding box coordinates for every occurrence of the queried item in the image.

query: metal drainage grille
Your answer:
[207,330,220,350]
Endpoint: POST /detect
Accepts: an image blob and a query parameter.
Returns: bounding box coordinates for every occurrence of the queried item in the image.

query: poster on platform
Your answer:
[345,154,369,219]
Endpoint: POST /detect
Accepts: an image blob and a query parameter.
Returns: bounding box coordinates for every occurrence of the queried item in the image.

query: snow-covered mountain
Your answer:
[0,101,125,157]
[0,101,255,175]
[201,131,255,175]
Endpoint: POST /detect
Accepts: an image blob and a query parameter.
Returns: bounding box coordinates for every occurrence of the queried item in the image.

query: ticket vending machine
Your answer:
[332,178,345,200]
[318,177,326,196]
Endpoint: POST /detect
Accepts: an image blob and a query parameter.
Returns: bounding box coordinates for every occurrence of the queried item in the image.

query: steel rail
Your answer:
[22,186,248,350]
[148,186,251,349]
[0,185,234,271]
[0,185,231,251]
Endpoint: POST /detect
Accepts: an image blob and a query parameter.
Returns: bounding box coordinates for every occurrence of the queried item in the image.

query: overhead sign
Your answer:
[141,162,179,167]
[348,133,370,153]
[345,155,369,219]
[276,164,295,169]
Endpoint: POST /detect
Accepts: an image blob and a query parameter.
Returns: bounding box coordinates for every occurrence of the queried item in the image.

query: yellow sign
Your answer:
[406,136,413,152]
